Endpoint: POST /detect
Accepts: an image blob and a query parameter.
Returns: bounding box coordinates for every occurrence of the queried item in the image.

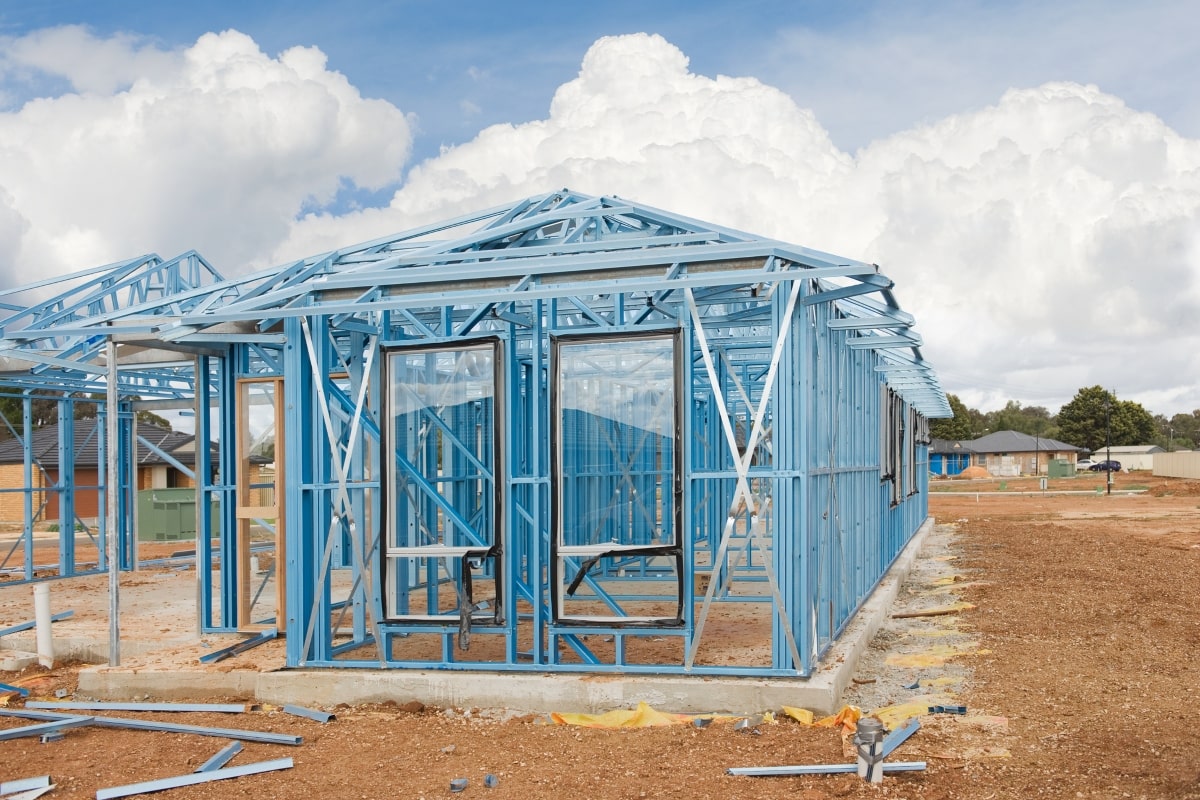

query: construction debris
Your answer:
[550,702,689,728]
[0,708,302,746]
[0,777,52,795]
[95,757,294,800]
[0,696,301,797]
[0,681,30,698]
[2,785,56,800]
[0,610,73,638]
[195,741,243,773]
[198,628,277,664]
[27,700,247,714]
[728,762,927,777]
[729,717,926,782]
[282,703,335,723]
[0,714,93,742]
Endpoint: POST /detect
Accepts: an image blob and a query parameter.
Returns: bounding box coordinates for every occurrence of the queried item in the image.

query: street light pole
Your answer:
[1105,398,1112,496]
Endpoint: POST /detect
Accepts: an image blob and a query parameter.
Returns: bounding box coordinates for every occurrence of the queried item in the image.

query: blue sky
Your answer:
[0,1,1198,415]
[7,1,1197,163]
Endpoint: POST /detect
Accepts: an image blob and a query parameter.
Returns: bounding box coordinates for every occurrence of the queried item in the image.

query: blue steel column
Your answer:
[284,315,324,666]
[117,409,135,571]
[773,279,811,674]
[680,308,695,637]
[21,395,34,578]
[502,331,518,661]
[195,355,215,631]
[215,354,240,630]
[530,300,547,663]
[56,400,76,574]
[347,330,370,642]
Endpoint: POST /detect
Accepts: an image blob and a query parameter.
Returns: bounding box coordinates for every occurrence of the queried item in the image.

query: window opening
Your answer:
[551,332,683,626]
[381,341,503,640]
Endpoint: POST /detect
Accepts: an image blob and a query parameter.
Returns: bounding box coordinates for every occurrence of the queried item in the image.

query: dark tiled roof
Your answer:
[967,430,1083,454]
[0,419,203,467]
[929,438,975,454]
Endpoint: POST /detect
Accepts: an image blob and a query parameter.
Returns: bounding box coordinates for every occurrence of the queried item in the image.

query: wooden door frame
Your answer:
[235,376,285,632]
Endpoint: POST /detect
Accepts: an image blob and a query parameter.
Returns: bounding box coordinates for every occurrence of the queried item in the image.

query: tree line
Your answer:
[930,385,1197,452]
[0,393,171,438]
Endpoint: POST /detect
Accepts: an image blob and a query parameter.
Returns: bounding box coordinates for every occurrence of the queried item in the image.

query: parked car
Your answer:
[1075,459,1096,471]
[1088,460,1122,472]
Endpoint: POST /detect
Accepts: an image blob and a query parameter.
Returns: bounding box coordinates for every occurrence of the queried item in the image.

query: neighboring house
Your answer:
[929,438,975,476]
[1087,444,1163,471]
[0,420,205,524]
[965,430,1084,477]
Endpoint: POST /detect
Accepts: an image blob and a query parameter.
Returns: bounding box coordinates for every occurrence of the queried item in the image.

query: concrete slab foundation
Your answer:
[6,519,938,716]
[0,649,37,671]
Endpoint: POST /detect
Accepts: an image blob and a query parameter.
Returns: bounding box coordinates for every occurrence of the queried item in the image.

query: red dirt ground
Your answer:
[2,472,1198,798]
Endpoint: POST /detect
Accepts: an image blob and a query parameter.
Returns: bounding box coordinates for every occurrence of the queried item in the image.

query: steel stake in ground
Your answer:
[853,718,887,783]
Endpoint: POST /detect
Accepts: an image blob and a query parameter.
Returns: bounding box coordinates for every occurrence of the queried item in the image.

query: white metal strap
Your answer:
[299,316,387,665]
[685,283,804,671]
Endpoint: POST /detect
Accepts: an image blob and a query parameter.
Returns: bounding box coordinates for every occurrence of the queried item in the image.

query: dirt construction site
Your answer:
[1,471,1198,799]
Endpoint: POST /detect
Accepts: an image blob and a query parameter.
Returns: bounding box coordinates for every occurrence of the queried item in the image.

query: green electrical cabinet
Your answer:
[136,488,213,541]
[1047,458,1073,478]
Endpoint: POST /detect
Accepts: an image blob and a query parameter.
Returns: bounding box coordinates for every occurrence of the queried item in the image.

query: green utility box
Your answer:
[136,488,215,541]
[1047,458,1074,478]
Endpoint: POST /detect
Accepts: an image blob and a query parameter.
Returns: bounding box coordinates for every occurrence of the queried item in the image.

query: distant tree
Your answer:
[1113,400,1155,447]
[0,394,60,439]
[930,394,977,440]
[66,393,171,429]
[929,395,1066,442]
[135,409,172,429]
[0,391,170,439]
[986,401,1058,439]
[1164,410,1200,450]
[1056,386,1155,451]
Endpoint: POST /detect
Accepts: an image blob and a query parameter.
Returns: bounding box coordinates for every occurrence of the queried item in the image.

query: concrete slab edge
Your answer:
[801,515,938,712]
[78,517,938,717]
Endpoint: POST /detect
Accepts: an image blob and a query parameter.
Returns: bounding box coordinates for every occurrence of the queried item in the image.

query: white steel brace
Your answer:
[299,315,386,665]
[684,283,804,671]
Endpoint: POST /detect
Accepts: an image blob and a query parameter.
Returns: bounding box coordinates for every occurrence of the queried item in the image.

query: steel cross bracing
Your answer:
[0,190,949,679]
[0,394,137,582]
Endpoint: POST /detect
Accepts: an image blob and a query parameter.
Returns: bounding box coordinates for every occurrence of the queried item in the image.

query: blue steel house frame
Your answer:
[0,191,949,678]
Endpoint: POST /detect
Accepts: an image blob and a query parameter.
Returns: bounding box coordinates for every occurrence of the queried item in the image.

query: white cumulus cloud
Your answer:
[278,33,1200,413]
[2,28,1198,414]
[0,27,413,282]
[277,33,851,260]
[847,83,1200,411]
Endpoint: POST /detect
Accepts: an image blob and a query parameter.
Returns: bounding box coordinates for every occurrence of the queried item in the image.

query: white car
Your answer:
[1075,459,1096,471]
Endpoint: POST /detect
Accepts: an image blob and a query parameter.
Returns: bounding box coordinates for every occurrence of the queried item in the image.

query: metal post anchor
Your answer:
[854,718,887,783]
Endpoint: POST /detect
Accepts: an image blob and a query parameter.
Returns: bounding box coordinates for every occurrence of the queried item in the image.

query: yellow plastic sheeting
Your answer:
[885,642,989,668]
[780,706,813,724]
[550,702,692,728]
[779,704,862,733]
[814,705,863,733]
